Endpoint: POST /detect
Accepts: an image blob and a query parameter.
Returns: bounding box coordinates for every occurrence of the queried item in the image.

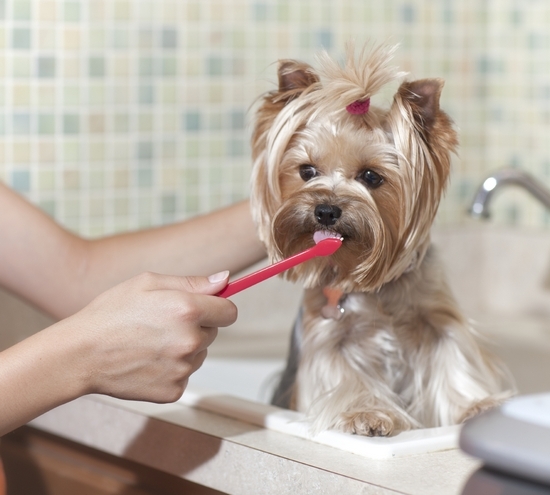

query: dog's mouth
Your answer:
[313,230,344,244]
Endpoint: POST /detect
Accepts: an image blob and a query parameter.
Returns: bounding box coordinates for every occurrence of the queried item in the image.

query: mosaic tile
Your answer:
[160,84,176,104]
[89,0,105,22]
[12,169,30,191]
[12,112,30,134]
[112,29,129,49]
[138,28,153,49]
[89,170,104,189]
[185,139,200,158]
[39,28,56,49]
[89,142,105,162]
[138,57,154,77]
[184,111,201,131]
[63,169,80,189]
[161,28,177,49]
[137,141,153,160]
[113,169,129,188]
[13,84,30,106]
[89,57,105,77]
[38,1,56,21]
[138,85,154,105]
[112,141,129,160]
[37,141,55,162]
[89,29,106,50]
[114,196,129,215]
[113,114,129,133]
[37,169,55,190]
[63,1,80,22]
[63,114,79,134]
[63,28,80,49]
[162,113,177,131]
[89,197,105,217]
[12,27,30,49]
[113,56,129,77]
[63,141,80,161]
[37,56,56,78]
[38,114,55,134]
[89,114,105,133]
[63,86,80,105]
[138,113,153,132]
[161,141,176,159]
[37,86,55,107]
[13,0,31,20]
[228,138,244,157]
[89,85,106,104]
[162,193,176,213]
[13,55,31,77]
[13,141,30,162]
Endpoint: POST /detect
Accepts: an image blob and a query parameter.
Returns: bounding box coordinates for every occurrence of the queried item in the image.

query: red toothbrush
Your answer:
[217,234,343,298]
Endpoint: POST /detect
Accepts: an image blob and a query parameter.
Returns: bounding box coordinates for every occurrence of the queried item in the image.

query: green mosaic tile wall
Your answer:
[2,0,550,236]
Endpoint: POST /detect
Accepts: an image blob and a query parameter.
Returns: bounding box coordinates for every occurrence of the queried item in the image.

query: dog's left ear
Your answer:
[393,78,457,154]
[397,78,444,130]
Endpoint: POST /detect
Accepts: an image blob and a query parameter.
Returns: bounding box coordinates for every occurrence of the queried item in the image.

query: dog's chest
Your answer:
[302,292,405,371]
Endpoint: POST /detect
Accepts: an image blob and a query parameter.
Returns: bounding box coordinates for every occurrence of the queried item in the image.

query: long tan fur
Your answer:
[251,43,514,436]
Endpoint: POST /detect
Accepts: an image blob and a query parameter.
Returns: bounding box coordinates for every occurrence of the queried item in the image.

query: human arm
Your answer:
[0,183,265,319]
[0,271,235,436]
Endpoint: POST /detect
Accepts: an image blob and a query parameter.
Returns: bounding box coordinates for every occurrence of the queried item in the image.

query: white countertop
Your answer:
[30,394,480,495]
[27,311,550,495]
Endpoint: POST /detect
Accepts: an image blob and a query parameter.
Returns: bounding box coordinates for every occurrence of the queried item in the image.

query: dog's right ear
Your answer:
[252,60,319,162]
[275,60,320,103]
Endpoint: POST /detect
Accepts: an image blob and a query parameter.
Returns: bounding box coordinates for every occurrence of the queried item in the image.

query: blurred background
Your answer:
[1,0,550,237]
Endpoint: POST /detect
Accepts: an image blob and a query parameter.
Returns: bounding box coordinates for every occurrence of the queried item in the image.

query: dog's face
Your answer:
[251,46,457,293]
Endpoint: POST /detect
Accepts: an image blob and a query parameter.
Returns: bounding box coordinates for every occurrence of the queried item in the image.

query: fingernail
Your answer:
[208,270,230,284]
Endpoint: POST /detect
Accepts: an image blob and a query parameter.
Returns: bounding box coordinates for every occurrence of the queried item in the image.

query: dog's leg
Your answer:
[406,319,515,427]
[271,309,303,409]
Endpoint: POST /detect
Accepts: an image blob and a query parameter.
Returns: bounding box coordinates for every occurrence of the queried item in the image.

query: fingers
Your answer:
[140,270,230,295]
[134,271,238,328]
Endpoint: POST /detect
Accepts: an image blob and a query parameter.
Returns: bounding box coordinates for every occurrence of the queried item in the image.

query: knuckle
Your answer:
[178,300,201,323]
[165,386,184,403]
[136,271,157,288]
[226,303,238,325]
[181,276,202,293]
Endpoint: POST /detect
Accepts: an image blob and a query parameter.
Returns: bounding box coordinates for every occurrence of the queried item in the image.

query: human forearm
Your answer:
[0,320,89,436]
[71,200,265,318]
[0,182,265,319]
[0,272,236,436]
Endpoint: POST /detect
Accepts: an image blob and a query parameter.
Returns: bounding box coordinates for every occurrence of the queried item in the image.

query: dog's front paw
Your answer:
[336,410,396,437]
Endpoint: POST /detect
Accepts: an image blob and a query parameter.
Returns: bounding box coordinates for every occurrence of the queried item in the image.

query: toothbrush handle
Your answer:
[217,245,318,298]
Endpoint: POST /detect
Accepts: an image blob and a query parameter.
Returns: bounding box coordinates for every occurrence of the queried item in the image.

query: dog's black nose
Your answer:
[314,204,342,226]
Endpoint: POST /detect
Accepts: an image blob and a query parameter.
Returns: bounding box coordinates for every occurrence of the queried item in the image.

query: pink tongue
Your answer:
[313,230,339,244]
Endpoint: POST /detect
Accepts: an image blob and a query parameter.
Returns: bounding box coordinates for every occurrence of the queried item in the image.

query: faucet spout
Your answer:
[469,168,550,219]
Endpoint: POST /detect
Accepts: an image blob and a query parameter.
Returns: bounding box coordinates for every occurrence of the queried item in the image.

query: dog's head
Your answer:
[250,44,457,293]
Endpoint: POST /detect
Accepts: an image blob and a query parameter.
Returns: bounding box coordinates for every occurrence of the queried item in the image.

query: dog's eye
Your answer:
[299,164,318,182]
[357,169,383,189]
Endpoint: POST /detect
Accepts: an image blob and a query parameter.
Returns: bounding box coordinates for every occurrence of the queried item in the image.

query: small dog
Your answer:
[250,44,515,436]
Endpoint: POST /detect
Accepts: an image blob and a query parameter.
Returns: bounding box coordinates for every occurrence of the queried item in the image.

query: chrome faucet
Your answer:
[469,168,550,219]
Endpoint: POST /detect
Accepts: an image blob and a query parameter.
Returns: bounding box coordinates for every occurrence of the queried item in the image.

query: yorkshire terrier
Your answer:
[249,44,514,437]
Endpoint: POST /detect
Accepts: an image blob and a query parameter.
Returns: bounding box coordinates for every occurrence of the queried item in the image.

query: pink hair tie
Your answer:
[346,98,370,115]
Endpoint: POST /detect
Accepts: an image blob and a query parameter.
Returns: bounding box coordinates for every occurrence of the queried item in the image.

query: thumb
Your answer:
[179,270,230,295]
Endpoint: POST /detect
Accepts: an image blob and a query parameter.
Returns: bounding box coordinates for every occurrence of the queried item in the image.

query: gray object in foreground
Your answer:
[459,392,550,486]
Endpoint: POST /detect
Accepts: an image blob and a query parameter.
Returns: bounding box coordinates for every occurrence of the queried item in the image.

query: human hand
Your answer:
[62,271,235,403]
